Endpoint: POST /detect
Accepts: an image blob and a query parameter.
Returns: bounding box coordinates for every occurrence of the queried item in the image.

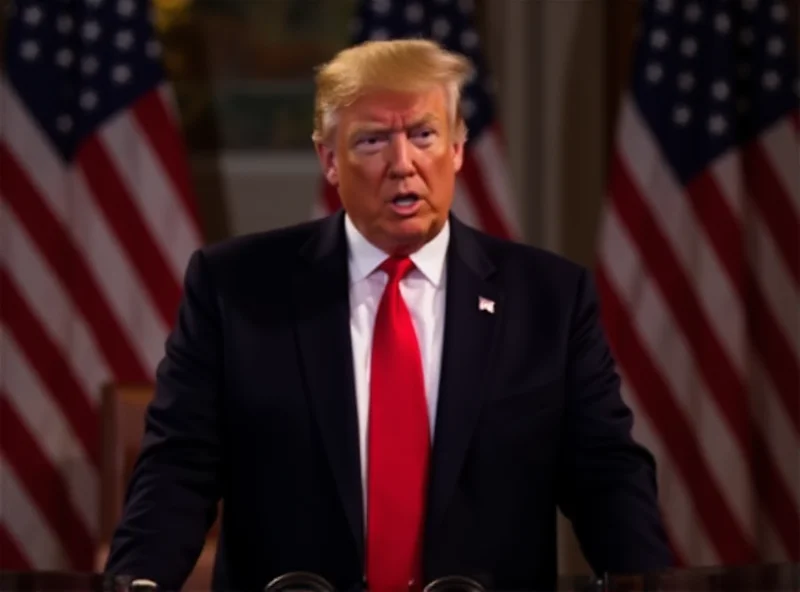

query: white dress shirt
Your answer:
[344,213,449,514]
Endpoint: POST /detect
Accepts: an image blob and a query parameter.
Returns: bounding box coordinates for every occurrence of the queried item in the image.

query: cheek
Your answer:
[338,158,385,201]
[422,158,457,207]
[425,152,456,184]
[357,159,387,183]
[345,152,385,178]
[428,141,455,169]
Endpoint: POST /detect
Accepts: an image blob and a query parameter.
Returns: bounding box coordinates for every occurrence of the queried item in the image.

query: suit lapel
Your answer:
[291,211,364,566]
[290,213,503,567]
[426,217,505,536]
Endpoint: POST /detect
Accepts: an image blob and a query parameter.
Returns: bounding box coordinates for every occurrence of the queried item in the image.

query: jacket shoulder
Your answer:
[462,222,588,282]
[205,218,323,262]
[190,216,328,281]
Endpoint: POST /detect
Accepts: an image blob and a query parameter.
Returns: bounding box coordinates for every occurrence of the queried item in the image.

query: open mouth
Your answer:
[391,193,421,207]
[389,193,423,216]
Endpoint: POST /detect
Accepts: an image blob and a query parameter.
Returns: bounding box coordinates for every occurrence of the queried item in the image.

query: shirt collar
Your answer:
[344,213,450,287]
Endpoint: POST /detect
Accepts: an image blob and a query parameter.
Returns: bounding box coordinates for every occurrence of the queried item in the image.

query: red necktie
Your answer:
[366,256,430,592]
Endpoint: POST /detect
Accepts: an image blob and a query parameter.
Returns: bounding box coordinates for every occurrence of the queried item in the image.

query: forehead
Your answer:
[341,86,449,126]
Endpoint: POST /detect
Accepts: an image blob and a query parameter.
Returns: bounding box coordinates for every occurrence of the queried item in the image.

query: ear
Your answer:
[315,141,339,186]
[451,137,465,173]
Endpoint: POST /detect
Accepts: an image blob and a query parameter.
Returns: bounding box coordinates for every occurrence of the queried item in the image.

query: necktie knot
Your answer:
[379,256,415,284]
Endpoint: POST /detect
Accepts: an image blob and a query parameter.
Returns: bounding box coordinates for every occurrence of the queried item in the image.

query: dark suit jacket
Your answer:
[105,211,672,591]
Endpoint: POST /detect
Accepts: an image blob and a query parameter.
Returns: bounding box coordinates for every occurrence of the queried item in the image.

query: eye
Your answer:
[354,133,388,150]
[410,127,437,145]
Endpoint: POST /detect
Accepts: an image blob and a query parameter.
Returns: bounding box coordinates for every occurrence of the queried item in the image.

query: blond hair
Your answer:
[311,38,474,144]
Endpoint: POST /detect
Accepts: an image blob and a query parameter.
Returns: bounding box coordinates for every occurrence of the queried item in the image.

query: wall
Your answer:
[531,0,609,575]
[192,151,319,237]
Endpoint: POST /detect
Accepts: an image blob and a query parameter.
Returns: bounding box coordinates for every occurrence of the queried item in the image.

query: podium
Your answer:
[0,564,797,592]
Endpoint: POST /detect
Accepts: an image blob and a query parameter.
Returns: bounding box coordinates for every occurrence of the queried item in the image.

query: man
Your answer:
[105,39,673,592]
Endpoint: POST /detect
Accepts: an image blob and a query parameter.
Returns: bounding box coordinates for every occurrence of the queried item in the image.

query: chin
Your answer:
[392,215,430,234]
[385,218,438,250]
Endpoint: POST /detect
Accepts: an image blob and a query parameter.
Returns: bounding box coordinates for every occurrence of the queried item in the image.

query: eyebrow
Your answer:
[350,113,442,135]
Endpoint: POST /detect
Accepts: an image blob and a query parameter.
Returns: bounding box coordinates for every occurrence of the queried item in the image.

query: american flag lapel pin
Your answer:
[478,296,495,314]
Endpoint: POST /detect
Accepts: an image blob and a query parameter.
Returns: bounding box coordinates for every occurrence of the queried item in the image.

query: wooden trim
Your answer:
[604,0,641,172]
[99,382,156,542]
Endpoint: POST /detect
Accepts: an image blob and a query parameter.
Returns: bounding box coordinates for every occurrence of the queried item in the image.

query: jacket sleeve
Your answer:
[556,268,674,575]
[105,248,224,591]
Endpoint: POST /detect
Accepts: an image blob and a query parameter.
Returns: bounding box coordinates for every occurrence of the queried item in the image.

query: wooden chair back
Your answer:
[97,382,218,589]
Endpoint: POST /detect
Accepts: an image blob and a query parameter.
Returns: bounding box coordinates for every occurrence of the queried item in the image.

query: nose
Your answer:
[387,135,415,179]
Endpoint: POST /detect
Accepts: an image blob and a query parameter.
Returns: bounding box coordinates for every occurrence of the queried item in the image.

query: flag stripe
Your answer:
[0,145,149,382]
[622,376,711,567]
[599,206,754,546]
[752,359,800,560]
[70,170,171,372]
[686,173,800,434]
[751,360,800,506]
[450,177,481,230]
[684,172,747,295]
[459,151,512,240]
[470,128,521,238]
[131,88,203,231]
[617,103,746,374]
[4,331,98,536]
[610,154,752,448]
[759,119,800,214]
[750,288,800,431]
[99,111,200,282]
[598,0,800,568]
[743,143,800,286]
[1,273,99,467]
[0,523,31,570]
[0,458,69,569]
[77,138,182,329]
[2,204,111,401]
[760,517,792,563]
[609,154,799,547]
[0,82,71,222]
[623,400,692,567]
[2,0,203,569]
[753,432,800,559]
[0,397,94,569]
[596,265,756,562]
[711,151,746,219]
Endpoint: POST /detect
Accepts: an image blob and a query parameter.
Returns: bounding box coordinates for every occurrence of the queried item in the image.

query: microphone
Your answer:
[264,571,337,592]
[262,572,486,592]
[422,575,487,592]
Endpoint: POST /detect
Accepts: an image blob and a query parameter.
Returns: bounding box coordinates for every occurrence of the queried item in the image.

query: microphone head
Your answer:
[422,575,487,592]
[264,571,337,592]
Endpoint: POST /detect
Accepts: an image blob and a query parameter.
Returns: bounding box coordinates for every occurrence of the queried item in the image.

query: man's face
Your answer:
[316,85,464,254]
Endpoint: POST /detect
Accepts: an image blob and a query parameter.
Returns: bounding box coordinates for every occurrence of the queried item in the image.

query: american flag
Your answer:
[312,0,520,241]
[0,0,202,570]
[597,0,799,566]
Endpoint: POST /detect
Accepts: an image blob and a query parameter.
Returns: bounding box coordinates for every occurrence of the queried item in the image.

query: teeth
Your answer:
[393,194,418,207]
